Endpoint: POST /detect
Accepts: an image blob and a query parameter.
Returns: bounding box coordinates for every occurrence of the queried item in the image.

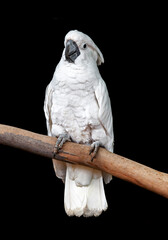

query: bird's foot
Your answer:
[53,133,71,157]
[89,141,101,162]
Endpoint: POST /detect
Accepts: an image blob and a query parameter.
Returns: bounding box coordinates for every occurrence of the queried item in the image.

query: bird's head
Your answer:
[62,30,104,66]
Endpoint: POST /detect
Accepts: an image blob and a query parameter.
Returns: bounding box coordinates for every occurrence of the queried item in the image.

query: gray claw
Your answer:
[89,141,100,161]
[53,133,70,156]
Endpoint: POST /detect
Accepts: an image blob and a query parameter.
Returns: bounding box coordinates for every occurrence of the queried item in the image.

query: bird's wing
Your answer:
[44,83,53,136]
[44,82,67,182]
[94,78,114,184]
[94,78,114,152]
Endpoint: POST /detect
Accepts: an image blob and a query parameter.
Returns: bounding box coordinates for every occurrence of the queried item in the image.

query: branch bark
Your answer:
[0,124,168,198]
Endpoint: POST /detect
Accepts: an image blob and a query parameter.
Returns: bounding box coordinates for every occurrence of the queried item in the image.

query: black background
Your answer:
[0,3,167,238]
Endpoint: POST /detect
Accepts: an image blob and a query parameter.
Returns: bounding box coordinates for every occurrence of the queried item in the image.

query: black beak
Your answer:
[65,40,80,63]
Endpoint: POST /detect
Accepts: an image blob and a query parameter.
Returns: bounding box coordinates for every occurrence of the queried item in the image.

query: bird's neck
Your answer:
[54,58,100,85]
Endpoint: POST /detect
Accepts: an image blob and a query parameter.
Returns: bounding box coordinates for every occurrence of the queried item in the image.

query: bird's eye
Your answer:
[82,43,87,49]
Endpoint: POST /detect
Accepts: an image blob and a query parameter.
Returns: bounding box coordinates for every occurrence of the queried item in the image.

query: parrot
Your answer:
[44,30,114,217]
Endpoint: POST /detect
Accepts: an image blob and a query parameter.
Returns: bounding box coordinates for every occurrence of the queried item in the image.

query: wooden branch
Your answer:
[0,124,168,198]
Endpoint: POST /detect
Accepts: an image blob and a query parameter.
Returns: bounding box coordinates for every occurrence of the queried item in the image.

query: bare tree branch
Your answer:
[0,124,168,198]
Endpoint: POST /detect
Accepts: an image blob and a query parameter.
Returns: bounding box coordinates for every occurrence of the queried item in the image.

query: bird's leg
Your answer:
[89,141,101,161]
[53,133,71,157]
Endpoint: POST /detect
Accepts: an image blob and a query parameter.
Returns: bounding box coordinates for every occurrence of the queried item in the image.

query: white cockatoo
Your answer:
[44,30,114,217]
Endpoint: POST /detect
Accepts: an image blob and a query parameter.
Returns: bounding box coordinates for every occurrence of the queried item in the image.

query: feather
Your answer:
[64,167,107,217]
[94,78,114,150]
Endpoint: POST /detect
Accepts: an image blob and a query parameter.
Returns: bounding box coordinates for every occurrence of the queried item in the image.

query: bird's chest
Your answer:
[51,81,99,142]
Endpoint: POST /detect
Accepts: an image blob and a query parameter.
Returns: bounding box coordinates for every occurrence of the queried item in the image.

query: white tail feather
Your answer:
[64,167,108,217]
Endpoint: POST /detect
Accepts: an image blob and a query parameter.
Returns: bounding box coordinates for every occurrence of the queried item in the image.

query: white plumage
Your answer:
[44,30,114,217]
